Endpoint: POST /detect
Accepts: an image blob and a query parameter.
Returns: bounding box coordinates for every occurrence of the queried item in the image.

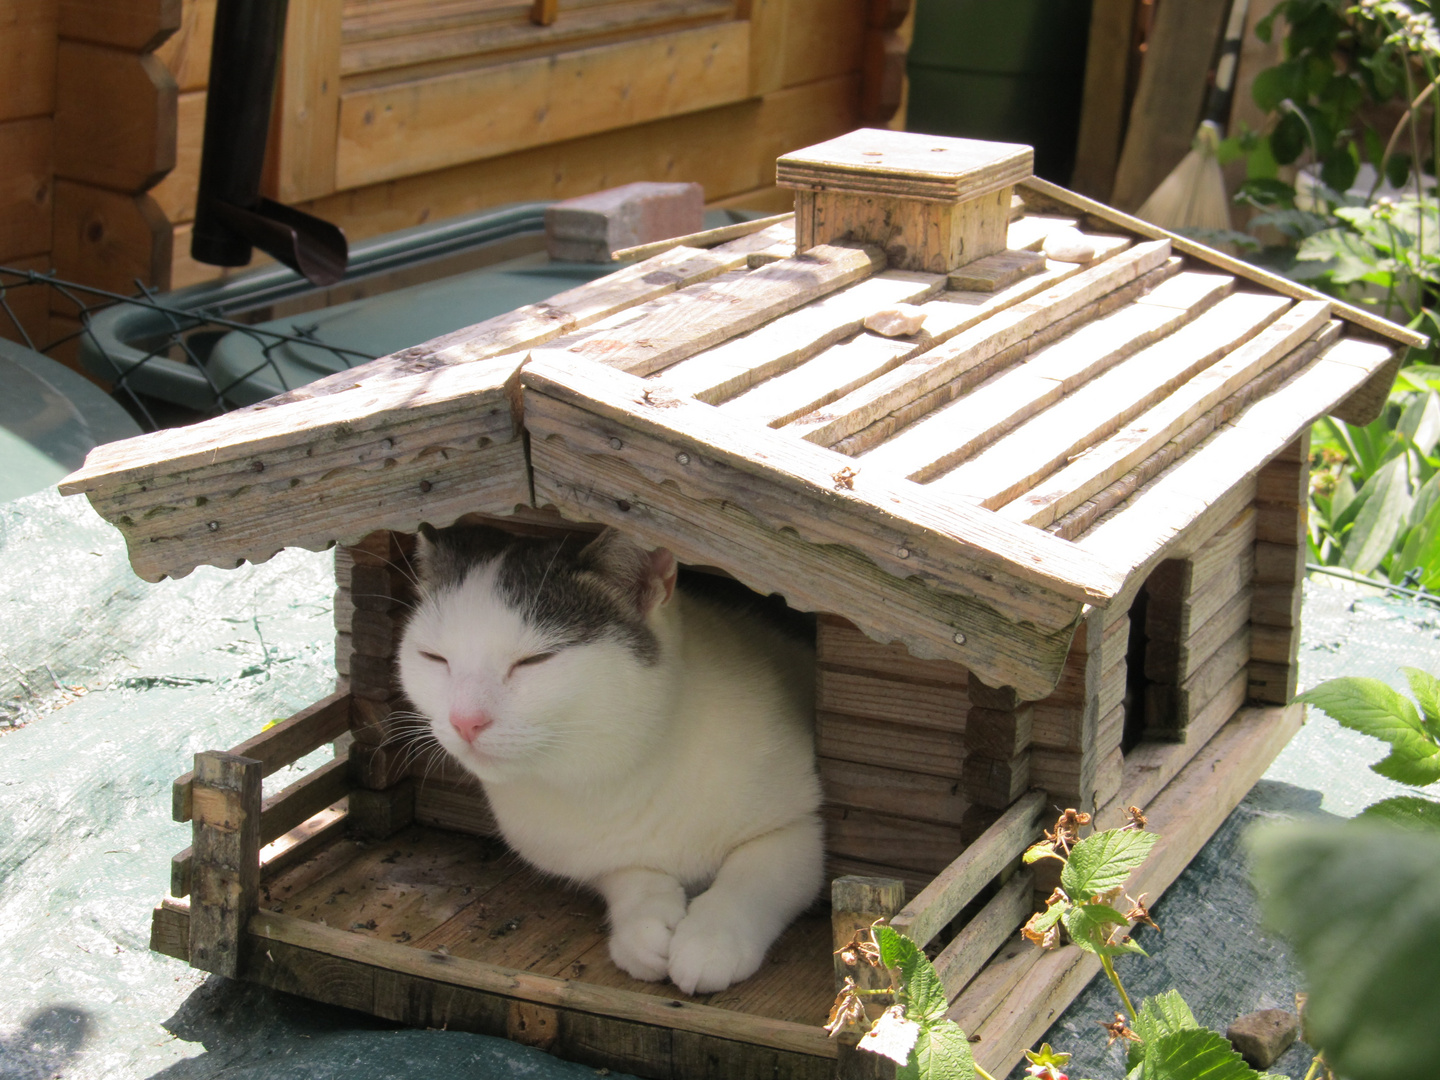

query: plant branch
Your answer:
[1378,73,1440,189]
[1099,953,1137,1022]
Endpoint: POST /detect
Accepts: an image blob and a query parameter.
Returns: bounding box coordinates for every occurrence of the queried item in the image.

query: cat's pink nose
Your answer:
[449,710,493,743]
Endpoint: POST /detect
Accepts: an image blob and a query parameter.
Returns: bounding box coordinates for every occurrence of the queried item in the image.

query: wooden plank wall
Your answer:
[815,615,969,899]
[152,0,908,290]
[0,0,60,347]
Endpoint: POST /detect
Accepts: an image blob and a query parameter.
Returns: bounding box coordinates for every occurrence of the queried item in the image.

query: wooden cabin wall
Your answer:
[0,0,59,348]
[151,0,913,290]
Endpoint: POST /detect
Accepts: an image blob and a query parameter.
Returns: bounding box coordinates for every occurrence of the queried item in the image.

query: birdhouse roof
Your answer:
[61,134,1420,698]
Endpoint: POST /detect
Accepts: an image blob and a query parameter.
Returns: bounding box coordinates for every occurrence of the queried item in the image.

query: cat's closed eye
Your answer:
[513,652,557,669]
[419,651,448,665]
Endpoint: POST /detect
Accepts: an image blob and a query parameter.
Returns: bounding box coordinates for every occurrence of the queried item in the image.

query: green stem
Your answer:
[973,1065,999,1080]
[1098,953,1137,1022]
[1302,1053,1325,1080]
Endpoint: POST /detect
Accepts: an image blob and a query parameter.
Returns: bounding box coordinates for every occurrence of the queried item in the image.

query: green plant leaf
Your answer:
[874,925,948,1023]
[1127,990,1199,1072]
[1340,456,1415,573]
[859,1005,922,1066]
[1371,748,1440,786]
[897,1018,975,1080]
[1402,667,1440,734]
[1250,820,1440,1080]
[1061,829,1159,901]
[1359,795,1440,832]
[1141,1028,1266,1080]
[1294,676,1436,767]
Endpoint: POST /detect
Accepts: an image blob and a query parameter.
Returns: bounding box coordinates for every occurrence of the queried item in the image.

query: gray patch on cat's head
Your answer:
[416,524,661,665]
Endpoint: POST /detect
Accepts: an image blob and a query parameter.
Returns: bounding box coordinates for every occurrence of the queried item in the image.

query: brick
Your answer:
[544,181,704,262]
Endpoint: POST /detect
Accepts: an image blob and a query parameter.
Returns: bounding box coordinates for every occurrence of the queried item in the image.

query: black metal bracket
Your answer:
[191,0,348,286]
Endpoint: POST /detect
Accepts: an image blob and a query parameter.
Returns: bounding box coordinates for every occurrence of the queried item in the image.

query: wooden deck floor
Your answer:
[262,823,838,1027]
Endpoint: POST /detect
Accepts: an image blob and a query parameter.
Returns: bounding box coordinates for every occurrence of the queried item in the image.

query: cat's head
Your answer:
[397,523,679,784]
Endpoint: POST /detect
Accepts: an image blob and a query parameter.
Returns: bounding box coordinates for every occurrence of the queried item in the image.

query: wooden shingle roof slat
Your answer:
[997,301,1335,528]
[854,271,1237,483]
[529,243,886,378]
[1020,175,1429,353]
[520,355,1127,625]
[823,255,1183,459]
[524,392,1080,698]
[659,268,945,403]
[936,292,1298,509]
[1076,335,1397,578]
[1048,324,1345,543]
[784,239,1172,447]
[237,222,797,413]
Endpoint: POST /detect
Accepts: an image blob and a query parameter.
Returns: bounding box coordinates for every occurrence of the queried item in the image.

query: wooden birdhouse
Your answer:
[60,129,1421,1080]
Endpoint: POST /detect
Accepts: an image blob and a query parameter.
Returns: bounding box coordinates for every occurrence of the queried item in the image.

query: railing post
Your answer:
[188,750,261,977]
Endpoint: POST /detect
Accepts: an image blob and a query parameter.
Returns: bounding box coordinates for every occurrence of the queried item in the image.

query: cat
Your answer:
[396,523,824,995]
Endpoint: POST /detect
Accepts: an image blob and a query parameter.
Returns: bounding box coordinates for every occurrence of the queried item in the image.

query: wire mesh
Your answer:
[0,266,375,432]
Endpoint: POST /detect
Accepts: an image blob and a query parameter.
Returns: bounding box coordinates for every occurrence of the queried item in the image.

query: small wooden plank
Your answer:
[997,304,1333,527]
[832,875,906,1040]
[819,757,969,827]
[945,933,1044,1037]
[1146,625,1252,738]
[173,692,350,822]
[818,668,967,731]
[964,704,1034,759]
[610,212,795,262]
[1031,652,1126,752]
[151,899,190,961]
[1070,0,1139,199]
[857,272,1234,482]
[889,790,1046,948]
[817,615,969,686]
[936,292,1295,512]
[818,713,966,779]
[932,868,1035,1001]
[413,776,502,837]
[189,751,261,978]
[824,806,965,875]
[1145,586,1253,683]
[778,128,1031,202]
[1110,0,1230,212]
[538,243,886,378]
[0,117,53,261]
[1148,547,1256,644]
[334,21,752,188]
[716,332,916,426]
[946,249,1046,292]
[272,0,342,202]
[783,238,1166,447]
[52,42,176,193]
[1019,175,1426,350]
[1148,506,1259,603]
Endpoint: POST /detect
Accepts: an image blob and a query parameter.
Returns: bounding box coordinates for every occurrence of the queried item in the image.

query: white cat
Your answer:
[397,524,823,995]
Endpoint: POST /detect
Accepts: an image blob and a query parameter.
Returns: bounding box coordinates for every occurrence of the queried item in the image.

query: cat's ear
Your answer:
[414,523,508,587]
[580,529,677,615]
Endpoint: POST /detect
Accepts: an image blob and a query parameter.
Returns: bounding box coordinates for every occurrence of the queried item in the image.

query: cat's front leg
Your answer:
[595,867,689,982]
[668,816,824,995]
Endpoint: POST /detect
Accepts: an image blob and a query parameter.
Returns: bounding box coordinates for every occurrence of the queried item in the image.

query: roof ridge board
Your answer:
[1019,175,1428,351]
[855,271,1237,482]
[519,355,1127,620]
[1049,321,1347,543]
[59,354,522,497]
[1074,333,1396,580]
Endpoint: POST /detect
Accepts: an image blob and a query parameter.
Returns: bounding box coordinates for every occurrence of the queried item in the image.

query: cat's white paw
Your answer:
[607,890,688,982]
[667,894,767,995]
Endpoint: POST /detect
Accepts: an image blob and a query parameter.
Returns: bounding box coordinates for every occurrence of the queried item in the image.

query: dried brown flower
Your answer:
[1100,1013,1141,1047]
[1123,806,1148,831]
[1124,892,1159,931]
